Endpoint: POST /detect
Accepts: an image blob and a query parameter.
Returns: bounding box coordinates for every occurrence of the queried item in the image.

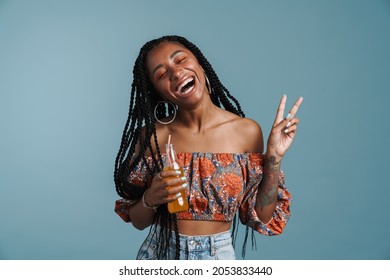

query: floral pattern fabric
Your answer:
[115,153,292,236]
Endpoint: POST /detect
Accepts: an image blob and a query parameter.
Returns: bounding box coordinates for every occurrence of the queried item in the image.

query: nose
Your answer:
[169,65,183,81]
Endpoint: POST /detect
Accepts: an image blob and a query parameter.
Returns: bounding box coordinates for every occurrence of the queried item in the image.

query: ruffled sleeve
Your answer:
[114,158,154,223]
[115,199,138,223]
[239,154,292,235]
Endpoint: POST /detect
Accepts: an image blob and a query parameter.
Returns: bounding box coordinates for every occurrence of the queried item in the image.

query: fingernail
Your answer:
[286,121,291,128]
[175,170,181,175]
[180,176,186,181]
[181,183,188,189]
[286,113,291,119]
[176,193,182,198]
[284,129,289,133]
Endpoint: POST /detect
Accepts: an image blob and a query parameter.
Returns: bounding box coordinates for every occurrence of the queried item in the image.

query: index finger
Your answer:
[274,94,287,125]
[158,170,182,179]
[286,97,304,119]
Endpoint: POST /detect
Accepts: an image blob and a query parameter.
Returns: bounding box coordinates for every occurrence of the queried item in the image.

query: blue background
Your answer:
[1,0,389,260]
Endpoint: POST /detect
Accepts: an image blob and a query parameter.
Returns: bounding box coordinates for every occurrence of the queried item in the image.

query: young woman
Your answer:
[114,35,303,260]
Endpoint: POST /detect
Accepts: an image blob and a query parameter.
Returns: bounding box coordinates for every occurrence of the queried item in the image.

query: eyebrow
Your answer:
[151,50,184,77]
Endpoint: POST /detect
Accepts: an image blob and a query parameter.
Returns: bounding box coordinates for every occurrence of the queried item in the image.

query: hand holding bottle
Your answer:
[144,170,187,207]
[142,135,189,213]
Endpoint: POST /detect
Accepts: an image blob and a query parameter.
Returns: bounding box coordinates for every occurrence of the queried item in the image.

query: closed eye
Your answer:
[176,57,186,64]
[158,71,167,79]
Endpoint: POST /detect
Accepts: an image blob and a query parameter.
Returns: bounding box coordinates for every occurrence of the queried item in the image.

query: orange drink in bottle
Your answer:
[164,140,188,213]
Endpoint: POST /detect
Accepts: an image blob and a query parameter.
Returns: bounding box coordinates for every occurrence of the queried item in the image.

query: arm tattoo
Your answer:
[257,155,280,211]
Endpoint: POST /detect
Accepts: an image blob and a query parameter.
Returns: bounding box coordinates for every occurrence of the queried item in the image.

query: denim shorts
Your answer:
[136,228,236,260]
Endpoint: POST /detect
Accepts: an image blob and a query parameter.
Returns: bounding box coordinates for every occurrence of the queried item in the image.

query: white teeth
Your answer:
[182,84,194,94]
[177,77,194,93]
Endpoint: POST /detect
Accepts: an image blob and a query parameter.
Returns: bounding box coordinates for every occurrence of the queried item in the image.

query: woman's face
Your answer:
[145,41,208,107]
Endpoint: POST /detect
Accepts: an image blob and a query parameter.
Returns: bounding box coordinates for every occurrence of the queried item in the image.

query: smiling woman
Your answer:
[146,43,205,104]
[113,35,303,260]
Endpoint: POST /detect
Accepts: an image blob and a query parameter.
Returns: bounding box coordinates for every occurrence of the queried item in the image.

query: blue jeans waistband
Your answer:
[170,230,232,253]
[136,225,235,259]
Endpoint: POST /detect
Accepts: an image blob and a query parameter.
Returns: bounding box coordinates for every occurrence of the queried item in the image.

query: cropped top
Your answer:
[115,153,292,236]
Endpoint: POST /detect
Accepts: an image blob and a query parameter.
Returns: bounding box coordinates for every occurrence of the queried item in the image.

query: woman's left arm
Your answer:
[255,95,303,223]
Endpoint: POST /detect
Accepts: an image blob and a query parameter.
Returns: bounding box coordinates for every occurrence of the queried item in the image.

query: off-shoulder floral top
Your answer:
[115,153,291,236]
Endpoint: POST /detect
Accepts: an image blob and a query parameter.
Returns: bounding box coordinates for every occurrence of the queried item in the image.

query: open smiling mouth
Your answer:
[176,77,195,95]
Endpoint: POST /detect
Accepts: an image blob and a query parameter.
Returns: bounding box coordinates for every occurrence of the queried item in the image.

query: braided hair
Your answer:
[114,35,248,259]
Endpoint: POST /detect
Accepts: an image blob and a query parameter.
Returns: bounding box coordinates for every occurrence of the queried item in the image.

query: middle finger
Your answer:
[163,176,187,187]
[286,97,303,119]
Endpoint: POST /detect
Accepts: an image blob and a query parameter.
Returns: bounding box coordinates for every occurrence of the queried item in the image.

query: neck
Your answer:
[176,99,218,133]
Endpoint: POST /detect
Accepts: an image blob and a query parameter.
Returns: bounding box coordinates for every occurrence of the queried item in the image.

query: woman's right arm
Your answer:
[128,197,158,230]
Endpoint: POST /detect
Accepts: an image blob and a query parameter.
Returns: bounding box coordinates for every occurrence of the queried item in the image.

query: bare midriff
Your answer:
[176,220,232,235]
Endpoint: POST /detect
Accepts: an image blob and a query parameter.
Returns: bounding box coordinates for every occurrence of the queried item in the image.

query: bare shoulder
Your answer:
[231,116,264,153]
[215,109,264,153]
[233,117,262,134]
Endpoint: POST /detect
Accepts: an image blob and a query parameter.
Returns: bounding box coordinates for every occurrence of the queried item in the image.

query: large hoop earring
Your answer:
[154,101,177,125]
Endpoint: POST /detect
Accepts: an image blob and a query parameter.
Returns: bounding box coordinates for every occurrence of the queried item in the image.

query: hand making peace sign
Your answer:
[266,95,304,161]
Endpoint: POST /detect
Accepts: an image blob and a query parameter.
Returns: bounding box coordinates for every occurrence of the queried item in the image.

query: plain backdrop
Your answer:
[1,0,389,260]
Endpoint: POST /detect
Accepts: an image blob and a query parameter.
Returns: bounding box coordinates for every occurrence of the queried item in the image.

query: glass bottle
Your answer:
[164,143,189,213]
